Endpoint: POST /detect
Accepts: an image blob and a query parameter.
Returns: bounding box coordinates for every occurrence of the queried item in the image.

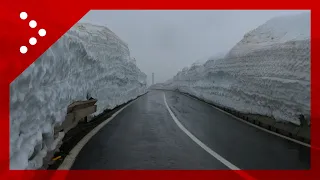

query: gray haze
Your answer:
[80,10,308,86]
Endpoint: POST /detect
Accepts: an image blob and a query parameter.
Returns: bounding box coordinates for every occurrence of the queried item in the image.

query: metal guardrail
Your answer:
[43,99,98,169]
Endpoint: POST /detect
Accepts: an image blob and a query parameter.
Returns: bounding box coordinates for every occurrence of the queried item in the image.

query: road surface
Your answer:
[71,90,310,170]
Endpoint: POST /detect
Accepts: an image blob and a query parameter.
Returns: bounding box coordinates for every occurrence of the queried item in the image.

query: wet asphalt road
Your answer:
[71,90,310,170]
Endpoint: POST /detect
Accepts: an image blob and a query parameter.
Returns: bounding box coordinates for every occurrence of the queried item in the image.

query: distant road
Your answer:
[71,90,310,170]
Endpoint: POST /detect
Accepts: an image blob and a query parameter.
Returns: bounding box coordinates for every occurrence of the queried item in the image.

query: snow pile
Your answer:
[156,12,310,125]
[10,23,147,170]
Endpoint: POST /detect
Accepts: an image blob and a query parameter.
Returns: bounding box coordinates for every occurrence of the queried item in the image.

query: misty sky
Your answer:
[80,10,308,85]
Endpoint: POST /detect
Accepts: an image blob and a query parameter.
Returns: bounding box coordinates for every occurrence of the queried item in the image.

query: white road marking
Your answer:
[163,93,256,180]
[181,92,310,148]
[163,92,239,169]
[164,92,258,180]
[57,98,139,170]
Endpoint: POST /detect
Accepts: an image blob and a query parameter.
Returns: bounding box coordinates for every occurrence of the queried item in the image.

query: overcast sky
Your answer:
[80,10,308,85]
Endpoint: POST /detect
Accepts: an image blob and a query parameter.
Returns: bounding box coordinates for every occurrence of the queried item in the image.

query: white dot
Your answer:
[38,29,46,37]
[20,46,28,54]
[29,37,37,45]
[29,20,37,28]
[20,12,28,20]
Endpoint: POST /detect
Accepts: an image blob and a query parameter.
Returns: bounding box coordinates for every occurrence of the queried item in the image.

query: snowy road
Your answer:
[70,90,310,170]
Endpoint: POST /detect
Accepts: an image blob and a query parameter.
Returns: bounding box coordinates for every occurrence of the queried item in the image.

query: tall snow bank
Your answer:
[156,12,310,125]
[10,23,147,170]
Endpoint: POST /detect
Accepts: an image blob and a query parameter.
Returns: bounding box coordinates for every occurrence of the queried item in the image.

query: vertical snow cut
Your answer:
[10,23,147,170]
[156,12,310,126]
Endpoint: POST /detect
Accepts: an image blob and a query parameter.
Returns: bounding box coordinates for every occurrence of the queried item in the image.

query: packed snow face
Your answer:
[10,23,147,170]
[156,12,310,125]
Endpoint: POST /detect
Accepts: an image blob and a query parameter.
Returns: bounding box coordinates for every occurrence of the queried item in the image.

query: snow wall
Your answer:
[154,12,310,126]
[10,23,147,169]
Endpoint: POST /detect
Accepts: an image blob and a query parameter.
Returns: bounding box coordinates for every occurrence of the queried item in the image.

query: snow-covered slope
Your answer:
[10,23,147,170]
[156,12,310,125]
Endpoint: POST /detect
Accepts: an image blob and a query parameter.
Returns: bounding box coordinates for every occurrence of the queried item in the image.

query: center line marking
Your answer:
[163,92,256,180]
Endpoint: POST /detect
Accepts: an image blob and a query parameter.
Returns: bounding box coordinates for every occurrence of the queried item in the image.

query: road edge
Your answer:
[57,93,145,170]
[157,89,310,148]
[163,92,257,180]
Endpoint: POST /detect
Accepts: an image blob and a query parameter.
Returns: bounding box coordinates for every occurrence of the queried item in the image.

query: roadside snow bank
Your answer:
[10,23,147,170]
[155,12,310,125]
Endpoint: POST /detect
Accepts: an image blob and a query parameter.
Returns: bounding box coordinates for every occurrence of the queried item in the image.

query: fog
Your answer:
[80,10,307,86]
